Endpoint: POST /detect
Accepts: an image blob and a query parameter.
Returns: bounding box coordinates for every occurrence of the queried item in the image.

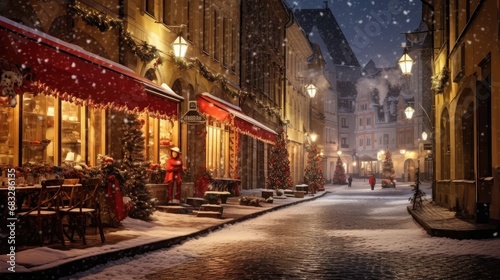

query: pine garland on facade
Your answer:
[121,115,156,220]
[266,127,293,190]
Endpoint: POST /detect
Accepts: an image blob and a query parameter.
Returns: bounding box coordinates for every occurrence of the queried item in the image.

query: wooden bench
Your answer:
[195,204,224,219]
[204,191,231,204]
[294,191,305,198]
[186,197,208,209]
[295,184,309,194]
[261,190,274,199]
[284,189,294,197]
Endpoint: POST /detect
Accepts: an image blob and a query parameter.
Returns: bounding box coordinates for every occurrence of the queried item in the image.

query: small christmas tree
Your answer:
[121,114,156,220]
[381,149,396,188]
[267,126,293,190]
[304,144,325,193]
[332,156,347,184]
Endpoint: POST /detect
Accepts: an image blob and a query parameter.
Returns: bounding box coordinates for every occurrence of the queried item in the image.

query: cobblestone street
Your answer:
[66,182,500,279]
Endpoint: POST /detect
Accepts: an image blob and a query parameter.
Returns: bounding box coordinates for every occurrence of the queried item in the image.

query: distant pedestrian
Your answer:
[347,175,352,187]
[368,175,376,190]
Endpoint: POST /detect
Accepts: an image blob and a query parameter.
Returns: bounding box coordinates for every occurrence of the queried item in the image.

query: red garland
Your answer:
[107,175,127,221]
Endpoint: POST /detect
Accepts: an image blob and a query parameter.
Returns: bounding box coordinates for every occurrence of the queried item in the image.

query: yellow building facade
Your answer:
[431,0,499,223]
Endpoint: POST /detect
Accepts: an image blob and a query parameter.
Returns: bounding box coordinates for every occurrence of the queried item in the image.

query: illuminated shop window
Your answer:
[206,123,228,177]
[88,107,104,166]
[22,94,55,164]
[0,103,15,165]
[159,119,174,164]
[61,101,83,164]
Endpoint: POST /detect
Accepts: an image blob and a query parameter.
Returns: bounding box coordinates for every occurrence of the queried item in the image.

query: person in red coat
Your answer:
[368,174,376,190]
[164,147,183,203]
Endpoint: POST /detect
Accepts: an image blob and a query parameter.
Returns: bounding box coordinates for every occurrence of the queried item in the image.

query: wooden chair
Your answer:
[17,179,65,247]
[60,178,105,245]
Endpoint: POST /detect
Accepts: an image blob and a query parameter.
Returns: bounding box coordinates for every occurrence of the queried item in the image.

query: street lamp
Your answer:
[306,84,317,98]
[398,49,414,75]
[309,132,318,143]
[404,104,415,119]
[172,35,188,58]
[421,131,428,141]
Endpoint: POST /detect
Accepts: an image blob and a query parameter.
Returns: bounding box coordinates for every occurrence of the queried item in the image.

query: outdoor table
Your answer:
[0,184,76,212]
[210,178,241,196]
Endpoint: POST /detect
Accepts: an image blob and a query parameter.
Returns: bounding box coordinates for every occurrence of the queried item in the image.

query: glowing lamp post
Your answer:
[398,50,414,75]
[172,35,188,58]
[306,84,317,98]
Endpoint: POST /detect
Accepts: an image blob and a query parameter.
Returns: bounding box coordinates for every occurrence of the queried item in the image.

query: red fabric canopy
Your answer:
[197,92,276,144]
[0,16,182,119]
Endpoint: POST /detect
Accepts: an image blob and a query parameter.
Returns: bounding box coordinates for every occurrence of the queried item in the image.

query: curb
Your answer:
[5,191,328,279]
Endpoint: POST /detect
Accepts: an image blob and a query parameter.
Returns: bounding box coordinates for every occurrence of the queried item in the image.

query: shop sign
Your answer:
[181,101,206,124]
[423,143,432,150]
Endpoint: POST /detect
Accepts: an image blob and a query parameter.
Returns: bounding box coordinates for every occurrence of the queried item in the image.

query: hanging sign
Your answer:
[181,101,206,124]
[423,143,432,150]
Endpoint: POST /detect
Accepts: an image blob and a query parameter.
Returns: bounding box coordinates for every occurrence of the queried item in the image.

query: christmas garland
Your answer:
[67,1,160,63]
[67,1,284,122]
[431,66,449,94]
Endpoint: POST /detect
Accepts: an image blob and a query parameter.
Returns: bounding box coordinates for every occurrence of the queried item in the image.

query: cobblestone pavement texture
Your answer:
[68,181,500,279]
[4,181,500,279]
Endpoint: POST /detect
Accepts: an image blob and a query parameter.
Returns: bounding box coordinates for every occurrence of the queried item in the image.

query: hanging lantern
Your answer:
[398,50,414,75]
[306,84,317,98]
[309,132,318,142]
[404,105,415,119]
[172,35,188,58]
[421,131,428,141]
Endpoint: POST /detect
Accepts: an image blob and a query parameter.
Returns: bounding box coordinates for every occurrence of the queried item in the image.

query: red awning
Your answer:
[0,16,183,119]
[197,92,276,143]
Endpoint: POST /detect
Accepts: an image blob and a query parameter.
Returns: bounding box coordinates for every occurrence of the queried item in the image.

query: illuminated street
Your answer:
[66,182,500,279]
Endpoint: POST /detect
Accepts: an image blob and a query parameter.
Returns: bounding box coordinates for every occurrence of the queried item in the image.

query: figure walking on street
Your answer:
[164,147,184,203]
[369,174,376,190]
[347,174,352,187]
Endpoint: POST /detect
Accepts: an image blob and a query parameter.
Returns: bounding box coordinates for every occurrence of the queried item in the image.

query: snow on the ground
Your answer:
[62,184,500,279]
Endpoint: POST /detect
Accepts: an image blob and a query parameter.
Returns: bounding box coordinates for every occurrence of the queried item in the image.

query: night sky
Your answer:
[286,0,423,68]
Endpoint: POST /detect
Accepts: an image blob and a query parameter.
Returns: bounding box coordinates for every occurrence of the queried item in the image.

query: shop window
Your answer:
[61,101,83,164]
[159,119,174,164]
[88,107,104,166]
[141,114,156,163]
[0,105,15,165]
[22,94,55,164]
[206,124,227,177]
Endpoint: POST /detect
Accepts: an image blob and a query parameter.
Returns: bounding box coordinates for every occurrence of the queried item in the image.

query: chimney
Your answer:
[324,1,328,9]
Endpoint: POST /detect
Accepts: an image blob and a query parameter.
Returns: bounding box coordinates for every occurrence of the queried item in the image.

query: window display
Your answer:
[0,105,14,165]
[159,119,174,164]
[61,101,83,163]
[206,124,227,177]
[22,94,55,164]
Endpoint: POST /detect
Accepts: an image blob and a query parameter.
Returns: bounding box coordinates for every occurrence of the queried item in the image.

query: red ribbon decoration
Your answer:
[107,175,127,221]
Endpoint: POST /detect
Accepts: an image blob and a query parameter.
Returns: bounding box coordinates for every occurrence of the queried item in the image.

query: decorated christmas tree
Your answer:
[304,144,325,193]
[121,114,156,220]
[332,156,347,184]
[381,149,396,188]
[267,126,293,190]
